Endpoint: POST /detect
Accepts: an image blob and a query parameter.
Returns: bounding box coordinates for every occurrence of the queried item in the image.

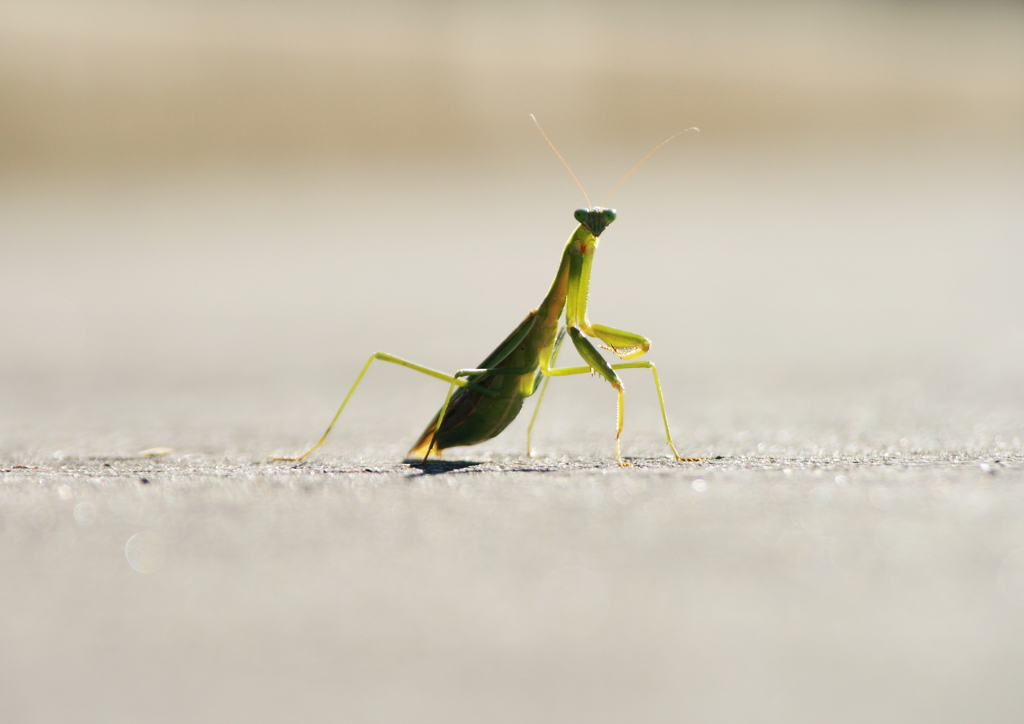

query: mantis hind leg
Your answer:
[270,352,493,462]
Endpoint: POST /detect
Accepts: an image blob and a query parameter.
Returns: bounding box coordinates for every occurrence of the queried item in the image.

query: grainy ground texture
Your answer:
[3,391,1024,724]
[3,1,1024,722]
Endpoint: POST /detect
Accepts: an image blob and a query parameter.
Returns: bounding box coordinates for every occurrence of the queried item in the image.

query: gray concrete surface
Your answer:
[2,432,1024,723]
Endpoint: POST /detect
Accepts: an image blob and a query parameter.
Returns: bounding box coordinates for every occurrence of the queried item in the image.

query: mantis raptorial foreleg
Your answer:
[271,352,497,462]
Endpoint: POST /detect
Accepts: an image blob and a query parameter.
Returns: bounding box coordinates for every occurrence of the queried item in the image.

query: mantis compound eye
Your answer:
[574,207,616,236]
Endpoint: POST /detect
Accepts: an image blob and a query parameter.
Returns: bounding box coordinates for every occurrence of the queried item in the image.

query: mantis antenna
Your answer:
[530,114,592,209]
[602,127,699,207]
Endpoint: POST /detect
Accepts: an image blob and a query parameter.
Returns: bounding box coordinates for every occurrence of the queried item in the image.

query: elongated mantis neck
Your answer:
[537,207,613,333]
[564,224,598,333]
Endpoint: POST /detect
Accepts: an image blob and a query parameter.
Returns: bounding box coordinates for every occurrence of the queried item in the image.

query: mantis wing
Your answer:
[407,311,539,457]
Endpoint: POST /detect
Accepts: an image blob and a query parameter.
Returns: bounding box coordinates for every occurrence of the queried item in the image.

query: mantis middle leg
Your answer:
[610,360,702,462]
[532,327,699,464]
[536,360,696,464]
[526,327,567,457]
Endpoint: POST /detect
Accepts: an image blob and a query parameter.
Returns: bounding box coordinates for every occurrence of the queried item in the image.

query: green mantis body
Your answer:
[274,122,699,465]
[275,205,694,466]
[406,206,690,465]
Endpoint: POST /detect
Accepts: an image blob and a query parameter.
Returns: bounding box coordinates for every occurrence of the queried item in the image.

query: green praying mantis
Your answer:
[273,117,700,466]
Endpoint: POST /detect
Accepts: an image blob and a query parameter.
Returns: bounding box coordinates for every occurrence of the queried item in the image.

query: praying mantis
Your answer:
[273,118,700,466]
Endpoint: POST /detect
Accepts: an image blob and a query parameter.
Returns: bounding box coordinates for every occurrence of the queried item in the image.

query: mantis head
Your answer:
[574,207,617,237]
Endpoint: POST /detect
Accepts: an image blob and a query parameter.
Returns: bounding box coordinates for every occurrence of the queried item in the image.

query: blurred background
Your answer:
[1,0,1022,452]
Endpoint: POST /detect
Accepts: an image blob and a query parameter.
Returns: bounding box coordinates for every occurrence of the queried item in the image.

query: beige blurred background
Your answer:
[2,0,1023,455]
[2,0,1022,168]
